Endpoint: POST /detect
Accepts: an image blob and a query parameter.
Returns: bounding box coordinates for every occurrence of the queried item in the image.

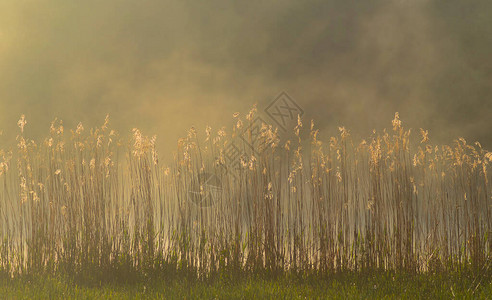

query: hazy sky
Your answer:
[1,0,491,160]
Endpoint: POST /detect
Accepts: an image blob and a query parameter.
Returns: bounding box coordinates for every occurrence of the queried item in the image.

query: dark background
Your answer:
[1,0,490,161]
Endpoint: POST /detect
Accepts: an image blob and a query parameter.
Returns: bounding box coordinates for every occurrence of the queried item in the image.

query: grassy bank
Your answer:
[1,271,491,299]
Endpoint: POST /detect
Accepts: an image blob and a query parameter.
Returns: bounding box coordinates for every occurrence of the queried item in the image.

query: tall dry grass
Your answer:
[0,111,491,281]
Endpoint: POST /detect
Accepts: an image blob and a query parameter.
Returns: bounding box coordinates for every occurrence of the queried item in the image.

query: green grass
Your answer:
[1,272,491,299]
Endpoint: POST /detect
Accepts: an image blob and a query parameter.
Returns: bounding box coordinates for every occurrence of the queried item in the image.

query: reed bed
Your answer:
[0,111,491,281]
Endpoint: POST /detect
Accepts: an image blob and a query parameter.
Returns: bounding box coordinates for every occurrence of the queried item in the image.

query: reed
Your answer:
[0,111,490,281]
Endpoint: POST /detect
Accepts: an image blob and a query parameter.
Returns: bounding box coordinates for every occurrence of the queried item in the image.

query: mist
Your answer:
[1,0,491,162]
